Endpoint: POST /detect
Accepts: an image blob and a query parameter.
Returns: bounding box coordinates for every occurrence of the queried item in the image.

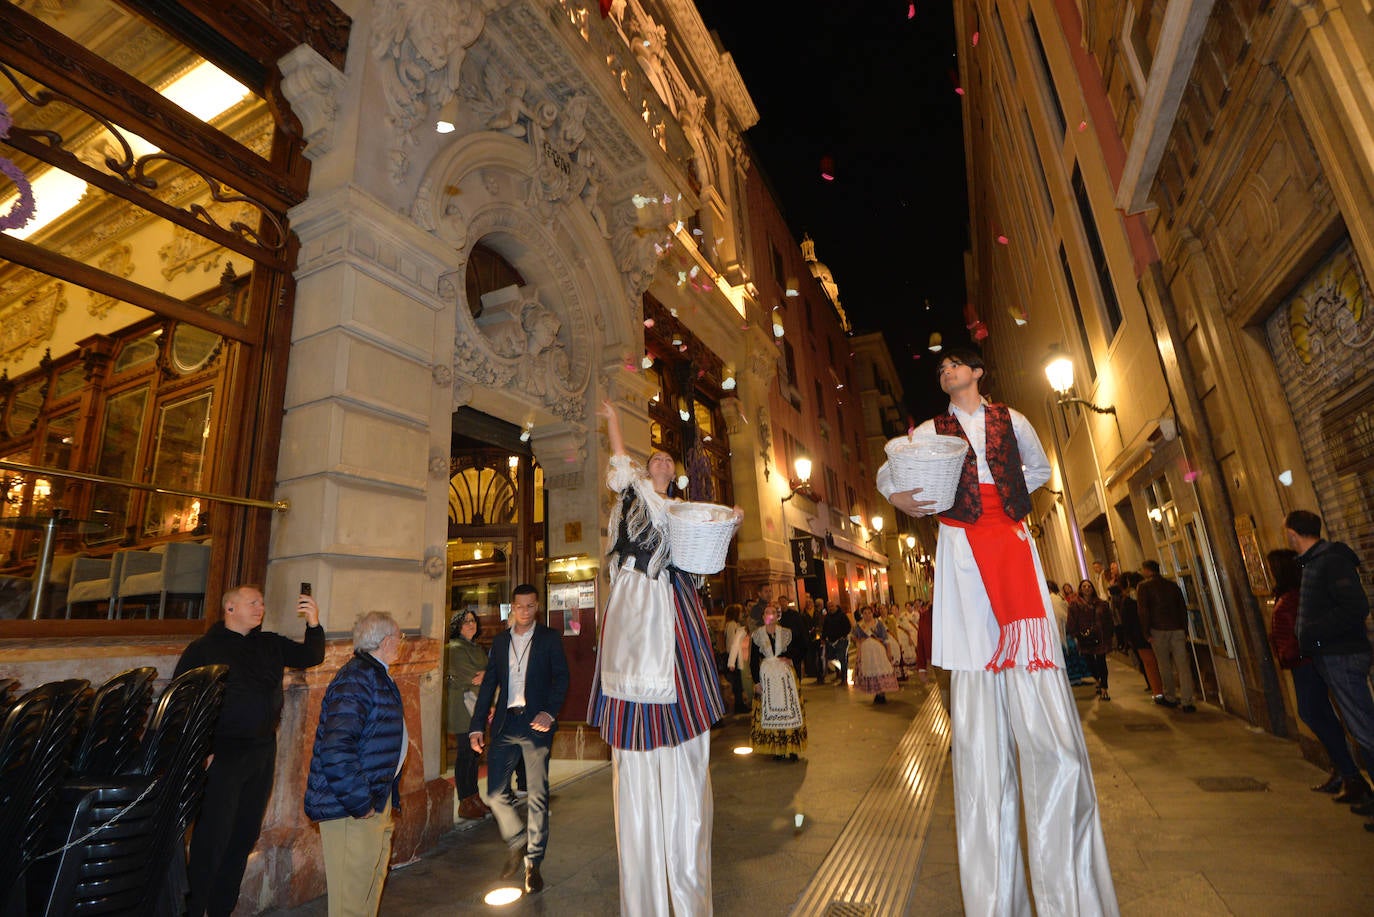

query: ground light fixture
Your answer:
[483,886,522,906]
[733,746,754,756]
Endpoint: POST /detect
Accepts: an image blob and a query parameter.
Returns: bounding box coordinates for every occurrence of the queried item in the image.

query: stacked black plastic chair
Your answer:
[30,665,227,917]
[69,667,157,780]
[0,679,91,917]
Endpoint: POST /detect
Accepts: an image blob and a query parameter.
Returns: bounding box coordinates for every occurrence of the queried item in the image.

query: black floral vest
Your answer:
[933,404,1032,523]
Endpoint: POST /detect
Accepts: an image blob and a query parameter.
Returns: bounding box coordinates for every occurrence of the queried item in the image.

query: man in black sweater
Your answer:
[175,584,325,917]
[1136,559,1197,712]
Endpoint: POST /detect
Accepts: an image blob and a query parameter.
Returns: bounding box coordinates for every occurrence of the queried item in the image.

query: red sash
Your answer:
[941,484,1057,672]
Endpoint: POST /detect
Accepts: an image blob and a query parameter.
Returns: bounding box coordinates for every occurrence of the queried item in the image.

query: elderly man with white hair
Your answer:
[305,612,407,917]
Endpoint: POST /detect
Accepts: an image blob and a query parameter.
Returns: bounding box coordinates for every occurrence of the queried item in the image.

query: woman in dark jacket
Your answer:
[445,609,490,819]
[305,612,406,917]
[1069,580,1114,700]
[1267,549,1370,796]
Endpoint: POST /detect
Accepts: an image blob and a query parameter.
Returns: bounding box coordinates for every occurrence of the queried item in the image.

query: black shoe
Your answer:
[874,693,886,705]
[499,844,527,880]
[1154,695,1179,708]
[788,753,799,762]
[1350,798,1374,816]
[1336,776,1373,805]
[1364,820,1374,833]
[524,863,544,894]
[772,754,786,761]
[1179,704,1196,713]
[1313,771,1344,793]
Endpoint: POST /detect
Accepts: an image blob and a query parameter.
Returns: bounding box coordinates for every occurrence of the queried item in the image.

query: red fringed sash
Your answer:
[941,484,1057,672]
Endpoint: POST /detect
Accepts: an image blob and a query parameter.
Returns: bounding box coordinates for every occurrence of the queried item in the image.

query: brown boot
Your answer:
[458,794,488,819]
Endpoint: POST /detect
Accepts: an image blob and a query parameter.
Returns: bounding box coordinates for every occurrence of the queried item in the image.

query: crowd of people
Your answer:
[168,348,1368,917]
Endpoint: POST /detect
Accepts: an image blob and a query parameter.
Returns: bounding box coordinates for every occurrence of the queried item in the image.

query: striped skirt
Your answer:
[588,568,725,750]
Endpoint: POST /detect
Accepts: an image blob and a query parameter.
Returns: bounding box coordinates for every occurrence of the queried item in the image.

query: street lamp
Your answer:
[1043,344,1123,444]
[1040,345,1091,579]
[781,455,813,609]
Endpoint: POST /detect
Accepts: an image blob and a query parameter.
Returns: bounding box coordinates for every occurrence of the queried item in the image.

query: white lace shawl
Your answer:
[605,454,672,580]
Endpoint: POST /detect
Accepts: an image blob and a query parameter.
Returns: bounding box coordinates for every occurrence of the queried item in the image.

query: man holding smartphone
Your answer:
[176,584,325,917]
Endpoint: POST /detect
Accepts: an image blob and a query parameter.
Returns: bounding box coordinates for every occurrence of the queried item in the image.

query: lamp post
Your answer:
[1042,346,1090,580]
[781,455,813,607]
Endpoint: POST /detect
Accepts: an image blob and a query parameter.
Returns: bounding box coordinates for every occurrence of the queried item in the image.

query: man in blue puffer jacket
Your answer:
[305,612,407,917]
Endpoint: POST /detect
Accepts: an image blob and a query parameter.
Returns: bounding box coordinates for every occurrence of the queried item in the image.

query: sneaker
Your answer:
[1180,704,1197,713]
[1154,695,1179,708]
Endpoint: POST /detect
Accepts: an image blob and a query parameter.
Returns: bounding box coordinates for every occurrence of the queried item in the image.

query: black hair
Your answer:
[449,609,482,641]
[1284,509,1322,538]
[940,347,985,371]
[1141,559,1161,575]
[1266,548,1302,596]
[512,583,538,599]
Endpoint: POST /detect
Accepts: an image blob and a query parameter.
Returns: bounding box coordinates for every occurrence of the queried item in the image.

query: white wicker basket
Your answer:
[883,434,971,514]
[665,502,739,574]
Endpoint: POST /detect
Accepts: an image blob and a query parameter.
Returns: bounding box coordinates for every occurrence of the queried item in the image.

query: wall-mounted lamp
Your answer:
[904,534,916,550]
[1042,344,1118,419]
[781,456,812,504]
[772,307,786,338]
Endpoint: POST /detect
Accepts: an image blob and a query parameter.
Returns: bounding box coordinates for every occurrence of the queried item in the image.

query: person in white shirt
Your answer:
[469,585,569,895]
[878,349,1117,916]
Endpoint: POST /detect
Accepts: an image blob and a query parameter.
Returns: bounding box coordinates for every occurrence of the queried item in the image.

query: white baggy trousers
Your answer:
[612,731,712,916]
[951,668,1118,917]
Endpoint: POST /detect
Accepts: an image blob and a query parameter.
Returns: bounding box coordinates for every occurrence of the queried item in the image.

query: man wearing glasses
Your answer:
[470,584,570,895]
[878,349,1117,916]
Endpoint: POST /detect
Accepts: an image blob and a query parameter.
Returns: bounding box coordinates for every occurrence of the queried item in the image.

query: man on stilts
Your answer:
[879,349,1117,916]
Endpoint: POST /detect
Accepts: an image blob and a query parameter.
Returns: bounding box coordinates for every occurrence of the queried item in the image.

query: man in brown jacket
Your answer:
[1136,560,1196,712]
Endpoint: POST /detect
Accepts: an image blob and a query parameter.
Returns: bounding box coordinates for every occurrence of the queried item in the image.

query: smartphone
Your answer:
[300,582,312,596]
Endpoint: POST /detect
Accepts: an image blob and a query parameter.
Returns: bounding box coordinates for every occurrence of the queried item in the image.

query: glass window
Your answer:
[52,364,87,401]
[114,331,161,374]
[142,390,214,536]
[88,386,150,544]
[170,324,223,375]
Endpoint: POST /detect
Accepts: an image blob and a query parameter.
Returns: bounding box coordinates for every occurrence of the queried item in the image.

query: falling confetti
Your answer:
[971,31,979,46]
[644,318,655,328]
[954,86,965,96]
[996,234,1009,245]
[907,3,915,19]
[820,153,836,182]
[1078,119,1088,132]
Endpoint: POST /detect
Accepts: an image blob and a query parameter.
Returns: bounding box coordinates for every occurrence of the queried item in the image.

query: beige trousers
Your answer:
[317,800,394,917]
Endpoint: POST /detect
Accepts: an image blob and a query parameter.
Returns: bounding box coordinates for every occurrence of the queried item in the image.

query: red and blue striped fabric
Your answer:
[588,570,725,750]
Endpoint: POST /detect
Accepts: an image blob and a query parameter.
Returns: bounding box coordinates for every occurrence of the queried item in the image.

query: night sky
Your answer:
[693,0,970,421]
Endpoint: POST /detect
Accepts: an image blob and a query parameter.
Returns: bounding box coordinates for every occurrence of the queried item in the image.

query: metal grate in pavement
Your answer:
[1123,722,1169,732]
[822,903,877,916]
[790,689,951,916]
[1193,776,1269,792]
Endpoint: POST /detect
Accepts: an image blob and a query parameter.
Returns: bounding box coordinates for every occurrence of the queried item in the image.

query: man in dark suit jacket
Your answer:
[469,583,569,895]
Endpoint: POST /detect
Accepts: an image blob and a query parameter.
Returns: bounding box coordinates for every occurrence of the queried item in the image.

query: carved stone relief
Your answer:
[370,0,499,183]
[278,44,346,160]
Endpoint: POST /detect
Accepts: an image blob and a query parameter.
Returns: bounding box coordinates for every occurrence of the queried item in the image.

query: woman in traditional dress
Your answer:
[588,400,740,917]
[749,607,807,760]
[445,609,491,820]
[851,605,899,704]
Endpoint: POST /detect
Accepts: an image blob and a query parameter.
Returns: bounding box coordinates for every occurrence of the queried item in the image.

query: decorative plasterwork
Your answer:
[88,244,133,317]
[278,43,346,160]
[370,0,501,183]
[1,282,67,363]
